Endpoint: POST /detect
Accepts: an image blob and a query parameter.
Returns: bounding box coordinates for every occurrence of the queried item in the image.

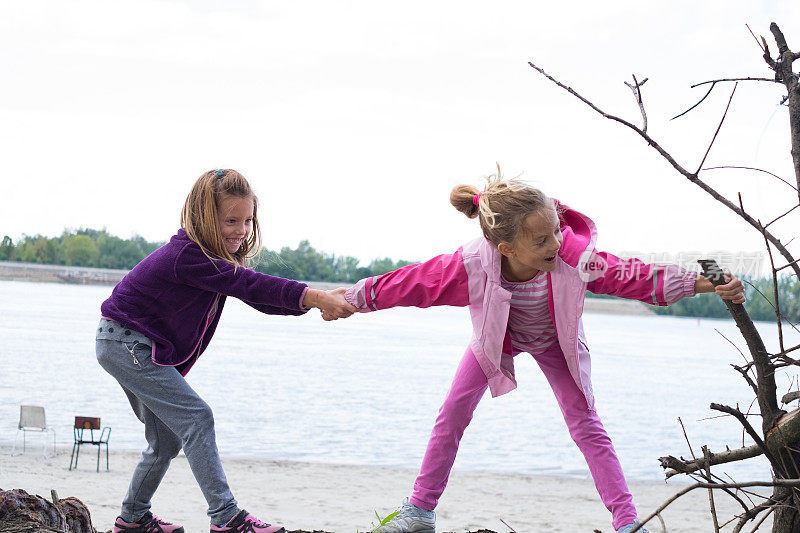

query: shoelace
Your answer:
[152,515,174,527]
[248,515,269,527]
[143,515,169,533]
[237,516,269,533]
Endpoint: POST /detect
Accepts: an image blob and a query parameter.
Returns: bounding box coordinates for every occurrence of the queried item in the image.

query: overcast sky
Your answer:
[2,1,799,276]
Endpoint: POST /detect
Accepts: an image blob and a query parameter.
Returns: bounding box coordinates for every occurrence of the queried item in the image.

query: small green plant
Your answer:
[356,509,400,533]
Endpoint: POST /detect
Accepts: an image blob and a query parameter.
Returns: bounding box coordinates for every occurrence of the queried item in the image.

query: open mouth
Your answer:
[544,255,556,262]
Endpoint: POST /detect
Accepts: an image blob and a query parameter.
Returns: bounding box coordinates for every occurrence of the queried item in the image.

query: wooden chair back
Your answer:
[74,416,101,430]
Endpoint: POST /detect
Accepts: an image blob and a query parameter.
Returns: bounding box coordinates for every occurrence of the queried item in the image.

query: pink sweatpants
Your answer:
[409,344,637,531]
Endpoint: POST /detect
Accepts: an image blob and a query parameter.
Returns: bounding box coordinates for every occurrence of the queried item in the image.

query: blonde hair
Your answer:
[180,169,262,267]
[450,165,554,246]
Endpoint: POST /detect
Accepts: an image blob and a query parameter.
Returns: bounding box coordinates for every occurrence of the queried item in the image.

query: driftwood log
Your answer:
[660,407,800,478]
[0,489,100,533]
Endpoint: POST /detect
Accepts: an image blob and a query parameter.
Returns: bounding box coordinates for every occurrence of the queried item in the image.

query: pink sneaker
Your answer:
[114,511,185,533]
[210,510,285,533]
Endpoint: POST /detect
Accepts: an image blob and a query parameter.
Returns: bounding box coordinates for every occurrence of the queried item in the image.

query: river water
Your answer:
[1,279,796,481]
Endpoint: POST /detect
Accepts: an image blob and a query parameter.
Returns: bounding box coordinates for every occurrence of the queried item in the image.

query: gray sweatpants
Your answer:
[95,319,239,525]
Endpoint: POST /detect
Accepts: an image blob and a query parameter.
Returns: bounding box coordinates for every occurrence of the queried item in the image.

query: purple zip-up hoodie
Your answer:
[101,229,308,375]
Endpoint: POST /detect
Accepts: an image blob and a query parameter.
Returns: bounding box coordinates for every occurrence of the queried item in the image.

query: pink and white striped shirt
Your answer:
[500,271,557,355]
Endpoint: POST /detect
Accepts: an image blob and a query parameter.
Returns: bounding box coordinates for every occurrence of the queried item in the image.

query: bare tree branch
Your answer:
[761,223,786,353]
[772,22,791,55]
[764,203,800,229]
[784,391,800,404]
[663,403,800,483]
[733,363,760,394]
[704,470,755,515]
[733,497,783,533]
[702,166,798,192]
[743,279,800,338]
[711,403,782,474]
[691,77,778,88]
[527,61,800,280]
[715,327,760,392]
[716,327,748,361]
[624,75,648,132]
[775,344,800,358]
[762,37,777,70]
[697,84,738,174]
[777,257,800,273]
[774,358,800,369]
[746,502,780,532]
[768,23,800,199]
[661,444,764,478]
[673,76,778,120]
[701,260,783,431]
[747,24,766,54]
[632,480,800,533]
[704,445,721,532]
[679,416,698,462]
[672,83,716,120]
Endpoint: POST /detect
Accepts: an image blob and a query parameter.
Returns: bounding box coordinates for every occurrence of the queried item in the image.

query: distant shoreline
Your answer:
[0,260,130,285]
[0,260,653,315]
[0,260,346,291]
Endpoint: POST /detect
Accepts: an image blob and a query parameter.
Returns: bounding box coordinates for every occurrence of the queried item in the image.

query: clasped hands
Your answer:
[303,288,359,321]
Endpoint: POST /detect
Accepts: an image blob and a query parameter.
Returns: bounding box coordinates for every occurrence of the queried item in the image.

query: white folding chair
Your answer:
[11,405,56,458]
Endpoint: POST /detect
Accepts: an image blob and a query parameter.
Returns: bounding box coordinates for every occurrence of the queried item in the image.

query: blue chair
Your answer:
[69,416,111,472]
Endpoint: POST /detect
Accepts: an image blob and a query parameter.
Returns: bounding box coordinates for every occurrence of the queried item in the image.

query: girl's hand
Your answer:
[303,288,359,320]
[319,288,359,321]
[695,273,746,304]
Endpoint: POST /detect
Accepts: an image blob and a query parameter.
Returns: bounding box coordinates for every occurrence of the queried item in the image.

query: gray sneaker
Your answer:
[617,521,649,533]
[372,498,435,533]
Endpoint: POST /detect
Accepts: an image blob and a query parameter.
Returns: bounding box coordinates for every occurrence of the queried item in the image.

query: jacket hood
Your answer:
[554,199,597,269]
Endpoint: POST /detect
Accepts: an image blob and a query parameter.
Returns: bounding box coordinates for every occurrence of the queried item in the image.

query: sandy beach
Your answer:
[1,445,754,533]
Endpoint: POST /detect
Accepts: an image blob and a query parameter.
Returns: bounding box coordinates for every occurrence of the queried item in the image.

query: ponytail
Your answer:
[450,184,482,219]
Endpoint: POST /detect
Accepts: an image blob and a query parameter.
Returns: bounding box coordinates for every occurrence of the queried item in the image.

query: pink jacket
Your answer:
[345,201,697,408]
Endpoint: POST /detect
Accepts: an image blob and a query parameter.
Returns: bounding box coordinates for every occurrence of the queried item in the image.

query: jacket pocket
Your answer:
[123,341,152,371]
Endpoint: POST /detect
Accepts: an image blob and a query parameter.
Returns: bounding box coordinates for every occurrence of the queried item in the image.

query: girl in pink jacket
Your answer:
[344,174,745,533]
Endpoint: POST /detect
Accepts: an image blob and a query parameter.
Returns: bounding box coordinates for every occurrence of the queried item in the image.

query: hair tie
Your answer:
[215,170,223,176]
[472,193,482,206]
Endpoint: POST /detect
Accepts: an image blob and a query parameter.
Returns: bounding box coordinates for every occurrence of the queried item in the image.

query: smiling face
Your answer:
[216,195,254,254]
[498,206,563,282]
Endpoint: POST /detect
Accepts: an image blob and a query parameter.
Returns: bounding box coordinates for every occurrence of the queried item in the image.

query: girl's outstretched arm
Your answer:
[176,245,309,312]
[585,250,697,306]
[345,249,470,312]
[586,250,746,305]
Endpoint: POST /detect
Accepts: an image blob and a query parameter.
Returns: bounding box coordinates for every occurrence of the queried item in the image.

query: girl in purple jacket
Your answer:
[345,173,744,533]
[96,169,356,533]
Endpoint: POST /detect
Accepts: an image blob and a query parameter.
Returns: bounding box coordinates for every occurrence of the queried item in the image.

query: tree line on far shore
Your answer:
[1,229,798,322]
[0,229,414,283]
